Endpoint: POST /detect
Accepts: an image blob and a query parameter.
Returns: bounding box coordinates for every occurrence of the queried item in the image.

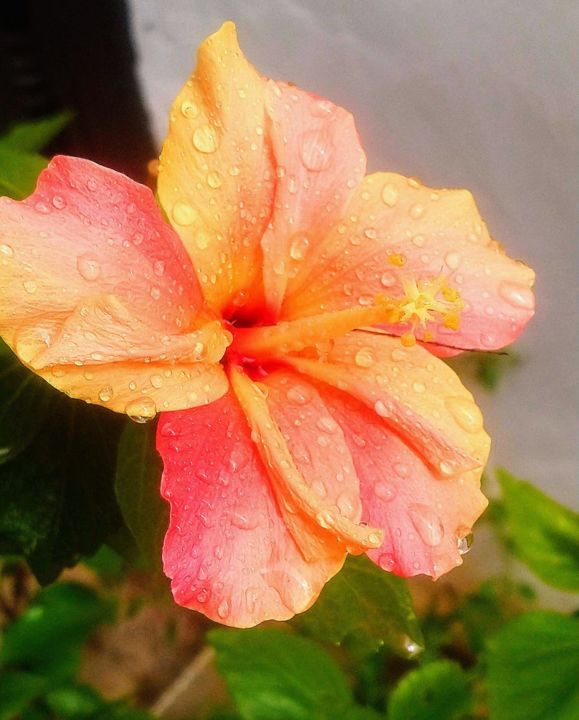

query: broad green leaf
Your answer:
[497,469,579,590]
[486,611,579,720]
[387,660,472,720]
[0,146,47,199]
[0,347,126,583]
[0,671,46,720]
[293,555,423,659]
[115,421,167,570]
[209,628,359,720]
[0,113,72,154]
[0,583,113,681]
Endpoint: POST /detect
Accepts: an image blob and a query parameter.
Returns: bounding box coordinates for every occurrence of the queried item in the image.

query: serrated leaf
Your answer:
[0,671,46,720]
[497,469,579,591]
[0,583,113,681]
[114,421,167,570]
[0,349,126,583]
[0,113,72,153]
[387,660,472,720]
[293,555,423,659]
[209,628,363,720]
[486,611,579,720]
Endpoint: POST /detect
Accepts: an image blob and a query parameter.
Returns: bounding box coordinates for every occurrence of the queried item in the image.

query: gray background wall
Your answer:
[127,0,578,520]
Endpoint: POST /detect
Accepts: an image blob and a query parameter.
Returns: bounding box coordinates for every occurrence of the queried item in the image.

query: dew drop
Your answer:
[381,183,399,207]
[374,400,389,417]
[180,99,199,118]
[498,281,534,310]
[316,416,338,433]
[193,125,219,153]
[445,396,483,433]
[412,381,426,393]
[172,201,198,226]
[287,384,311,405]
[77,254,101,281]
[299,130,332,171]
[217,599,230,619]
[378,553,395,570]
[231,512,259,530]
[195,232,210,250]
[207,170,223,188]
[375,482,396,502]
[150,374,163,389]
[355,347,375,368]
[457,532,473,555]
[380,271,396,288]
[52,195,66,209]
[98,385,114,403]
[126,396,157,423]
[445,251,461,270]
[23,280,37,294]
[409,503,444,546]
[289,234,310,261]
[409,203,425,219]
[153,260,165,277]
[0,244,14,258]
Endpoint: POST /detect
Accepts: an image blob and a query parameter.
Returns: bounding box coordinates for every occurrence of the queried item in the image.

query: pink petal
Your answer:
[282,173,535,352]
[0,156,229,412]
[157,393,344,627]
[261,81,366,316]
[285,331,490,479]
[324,386,487,578]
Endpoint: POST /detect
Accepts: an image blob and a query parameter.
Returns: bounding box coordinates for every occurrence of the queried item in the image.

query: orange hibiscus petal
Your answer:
[285,331,490,478]
[0,156,229,413]
[283,173,535,352]
[323,386,487,578]
[157,392,344,627]
[158,21,274,314]
[229,366,383,560]
[261,81,366,316]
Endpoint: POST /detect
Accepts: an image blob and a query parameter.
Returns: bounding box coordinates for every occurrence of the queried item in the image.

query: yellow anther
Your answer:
[395,275,463,336]
[401,332,417,347]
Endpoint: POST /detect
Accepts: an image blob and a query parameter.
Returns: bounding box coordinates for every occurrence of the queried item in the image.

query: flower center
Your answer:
[225,275,463,364]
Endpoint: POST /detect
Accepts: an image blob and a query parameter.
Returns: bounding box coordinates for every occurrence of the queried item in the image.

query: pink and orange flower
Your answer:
[0,23,535,626]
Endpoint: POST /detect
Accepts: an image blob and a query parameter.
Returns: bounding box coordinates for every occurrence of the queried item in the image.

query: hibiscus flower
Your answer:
[0,23,534,626]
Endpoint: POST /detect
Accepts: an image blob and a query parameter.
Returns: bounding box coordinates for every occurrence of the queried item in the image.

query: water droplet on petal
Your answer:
[445,396,484,433]
[457,532,473,555]
[499,281,534,310]
[126,396,157,423]
[180,99,199,118]
[355,347,375,368]
[445,252,461,270]
[316,416,338,433]
[380,271,396,288]
[172,201,198,226]
[378,553,395,571]
[287,384,311,405]
[77,254,101,281]
[23,280,37,294]
[289,234,310,261]
[375,482,396,502]
[0,244,14,258]
[52,195,66,209]
[409,203,425,219]
[300,129,332,171]
[207,170,223,188]
[374,400,389,417]
[381,183,399,207]
[409,503,444,546]
[217,599,230,619]
[98,385,114,403]
[193,125,219,153]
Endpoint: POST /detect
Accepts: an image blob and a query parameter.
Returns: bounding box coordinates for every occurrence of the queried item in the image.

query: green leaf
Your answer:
[0,113,72,154]
[293,555,423,659]
[497,469,579,591]
[114,421,167,570]
[0,671,46,720]
[44,684,103,718]
[0,583,113,681]
[209,628,360,720]
[486,611,579,720]
[0,347,126,583]
[0,146,47,199]
[387,660,472,720]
